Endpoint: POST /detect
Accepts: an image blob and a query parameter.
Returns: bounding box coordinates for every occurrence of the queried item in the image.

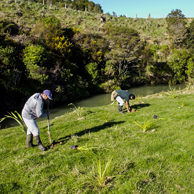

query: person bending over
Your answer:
[111,90,135,114]
[22,90,53,151]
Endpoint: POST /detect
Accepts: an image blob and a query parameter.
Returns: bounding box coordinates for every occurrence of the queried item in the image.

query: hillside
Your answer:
[1,87,194,193]
[0,0,171,44]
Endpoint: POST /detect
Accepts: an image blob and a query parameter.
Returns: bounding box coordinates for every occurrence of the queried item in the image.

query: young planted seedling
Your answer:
[179,101,185,108]
[95,157,113,188]
[186,82,191,90]
[168,85,178,99]
[136,95,140,103]
[0,111,27,133]
[104,110,108,123]
[68,103,84,119]
[133,119,155,132]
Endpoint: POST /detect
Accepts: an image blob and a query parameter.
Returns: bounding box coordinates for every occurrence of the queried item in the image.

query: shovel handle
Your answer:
[46,100,51,143]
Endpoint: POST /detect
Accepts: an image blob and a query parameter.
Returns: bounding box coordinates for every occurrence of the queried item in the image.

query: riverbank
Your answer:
[1,87,194,193]
[1,84,187,129]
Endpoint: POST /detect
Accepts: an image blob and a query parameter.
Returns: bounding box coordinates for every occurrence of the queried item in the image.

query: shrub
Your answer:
[47,35,72,57]
[23,45,48,84]
[167,49,189,84]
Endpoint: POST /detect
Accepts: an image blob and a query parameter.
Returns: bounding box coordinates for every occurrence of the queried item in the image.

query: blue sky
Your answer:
[92,0,194,18]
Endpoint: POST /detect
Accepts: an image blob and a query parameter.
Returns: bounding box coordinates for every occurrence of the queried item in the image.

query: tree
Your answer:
[185,19,194,48]
[93,4,103,13]
[166,9,187,46]
[167,49,189,84]
[23,45,48,84]
[104,25,142,87]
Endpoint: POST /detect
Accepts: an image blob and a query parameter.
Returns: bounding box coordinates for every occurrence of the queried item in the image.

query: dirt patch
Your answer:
[47,141,63,149]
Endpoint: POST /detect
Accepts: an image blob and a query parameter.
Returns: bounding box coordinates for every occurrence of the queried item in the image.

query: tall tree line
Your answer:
[33,0,103,13]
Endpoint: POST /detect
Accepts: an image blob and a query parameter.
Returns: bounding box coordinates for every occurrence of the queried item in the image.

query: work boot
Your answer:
[118,105,124,114]
[34,136,46,151]
[26,134,35,148]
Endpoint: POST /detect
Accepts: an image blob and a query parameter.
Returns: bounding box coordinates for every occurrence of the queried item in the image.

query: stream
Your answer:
[0,84,187,129]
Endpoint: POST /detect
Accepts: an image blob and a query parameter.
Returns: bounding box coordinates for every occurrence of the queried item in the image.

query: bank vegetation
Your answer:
[1,0,194,114]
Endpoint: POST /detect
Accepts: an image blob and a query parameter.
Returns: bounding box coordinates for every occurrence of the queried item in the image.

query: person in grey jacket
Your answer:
[22,90,53,151]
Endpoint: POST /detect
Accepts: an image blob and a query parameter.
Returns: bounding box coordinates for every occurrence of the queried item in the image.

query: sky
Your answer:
[92,0,194,18]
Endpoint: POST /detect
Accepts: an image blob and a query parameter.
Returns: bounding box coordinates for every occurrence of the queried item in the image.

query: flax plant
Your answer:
[68,103,84,118]
[0,111,26,133]
[133,119,154,132]
[182,101,185,107]
[136,95,141,103]
[104,110,108,123]
[95,157,113,188]
[168,85,178,98]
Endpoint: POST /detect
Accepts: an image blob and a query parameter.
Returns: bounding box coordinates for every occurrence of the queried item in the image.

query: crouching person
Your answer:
[22,90,53,151]
[111,90,135,113]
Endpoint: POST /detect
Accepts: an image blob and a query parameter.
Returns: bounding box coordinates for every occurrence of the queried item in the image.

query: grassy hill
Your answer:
[1,86,194,193]
[0,0,189,45]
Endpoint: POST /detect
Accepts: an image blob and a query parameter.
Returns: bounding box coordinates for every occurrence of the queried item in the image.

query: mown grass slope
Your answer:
[1,88,194,193]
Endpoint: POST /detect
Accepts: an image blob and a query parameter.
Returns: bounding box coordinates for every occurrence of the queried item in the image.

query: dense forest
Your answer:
[1,0,194,115]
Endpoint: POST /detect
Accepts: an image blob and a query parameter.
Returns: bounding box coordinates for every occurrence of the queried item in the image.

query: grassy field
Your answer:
[1,88,194,193]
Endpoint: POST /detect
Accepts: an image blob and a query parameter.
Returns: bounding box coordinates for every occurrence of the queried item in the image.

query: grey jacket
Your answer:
[22,93,47,120]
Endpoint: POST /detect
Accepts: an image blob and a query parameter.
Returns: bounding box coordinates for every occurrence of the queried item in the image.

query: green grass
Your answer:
[1,89,194,193]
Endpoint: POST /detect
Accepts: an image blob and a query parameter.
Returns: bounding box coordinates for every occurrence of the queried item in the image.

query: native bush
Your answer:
[103,25,142,86]
[103,61,114,78]
[99,80,120,93]
[59,62,74,82]
[141,44,172,84]
[48,35,73,57]
[105,25,140,49]
[167,48,189,84]
[185,19,194,48]
[73,32,109,64]
[23,44,48,84]
[185,54,194,81]
[0,42,24,90]
[31,16,62,43]
[166,9,187,46]
[85,62,98,85]
[159,45,170,61]
[0,45,15,66]
[149,44,159,61]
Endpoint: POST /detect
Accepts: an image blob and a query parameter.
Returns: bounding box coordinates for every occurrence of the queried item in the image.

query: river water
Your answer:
[0,84,186,128]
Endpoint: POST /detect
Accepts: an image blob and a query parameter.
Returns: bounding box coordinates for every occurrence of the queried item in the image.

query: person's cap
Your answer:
[43,90,53,100]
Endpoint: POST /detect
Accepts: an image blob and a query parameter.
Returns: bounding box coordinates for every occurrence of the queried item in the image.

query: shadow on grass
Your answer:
[122,103,150,113]
[131,103,150,110]
[48,121,125,149]
[0,182,20,193]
